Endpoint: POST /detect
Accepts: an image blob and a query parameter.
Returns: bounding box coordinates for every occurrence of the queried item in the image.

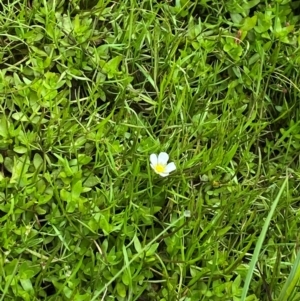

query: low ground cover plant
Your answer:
[1,0,300,300]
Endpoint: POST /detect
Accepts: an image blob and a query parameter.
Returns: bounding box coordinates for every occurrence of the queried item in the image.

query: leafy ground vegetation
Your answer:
[1,0,300,300]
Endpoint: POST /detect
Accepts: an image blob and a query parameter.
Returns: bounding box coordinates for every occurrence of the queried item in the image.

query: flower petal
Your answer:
[150,154,158,166]
[158,152,169,165]
[159,172,169,177]
[165,162,176,173]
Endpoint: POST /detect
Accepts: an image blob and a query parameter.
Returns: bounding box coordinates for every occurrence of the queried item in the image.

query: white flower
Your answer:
[150,152,176,177]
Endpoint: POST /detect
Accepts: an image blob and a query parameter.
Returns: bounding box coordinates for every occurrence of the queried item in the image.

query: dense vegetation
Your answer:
[1,0,300,300]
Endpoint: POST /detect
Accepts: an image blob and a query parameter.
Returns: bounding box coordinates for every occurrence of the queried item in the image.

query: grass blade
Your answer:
[277,250,300,301]
[241,175,288,301]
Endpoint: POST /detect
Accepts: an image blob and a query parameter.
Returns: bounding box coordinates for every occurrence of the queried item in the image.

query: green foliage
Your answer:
[0,0,300,300]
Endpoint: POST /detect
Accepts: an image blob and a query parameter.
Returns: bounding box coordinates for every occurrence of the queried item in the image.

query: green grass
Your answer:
[1,0,300,300]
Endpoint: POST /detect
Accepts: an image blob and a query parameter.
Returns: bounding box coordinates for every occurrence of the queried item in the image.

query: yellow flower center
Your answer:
[154,164,166,173]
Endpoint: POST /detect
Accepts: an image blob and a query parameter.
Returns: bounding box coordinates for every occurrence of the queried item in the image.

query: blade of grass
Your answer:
[0,256,21,301]
[241,175,288,301]
[277,250,300,301]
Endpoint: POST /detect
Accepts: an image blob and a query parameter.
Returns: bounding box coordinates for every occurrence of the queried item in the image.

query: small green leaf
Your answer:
[54,154,73,176]
[242,0,260,10]
[133,235,142,253]
[30,45,48,57]
[72,180,82,198]
[78,154,92,165]
[12,112,29,122]
[4,157,13,173]
[99,214,112,235]
[33,153,43,170]
[255,13,272,33]
[38,193,52,205]
[122,270,130,286]
[60,189,70,201]
[146,243,159,257]
[249,53,260,65]
[35,206,47,215]
[19,261,40,279]
[274,17,282,37]
[14,146,28,154]
[230,13,243,24]
[102,56,123,79]
[10,155,30,185]
[241,15,257,31]
[83,175,100,187]
[20,278,33,292]
[0,117,8,138]
[116,282,126,298]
